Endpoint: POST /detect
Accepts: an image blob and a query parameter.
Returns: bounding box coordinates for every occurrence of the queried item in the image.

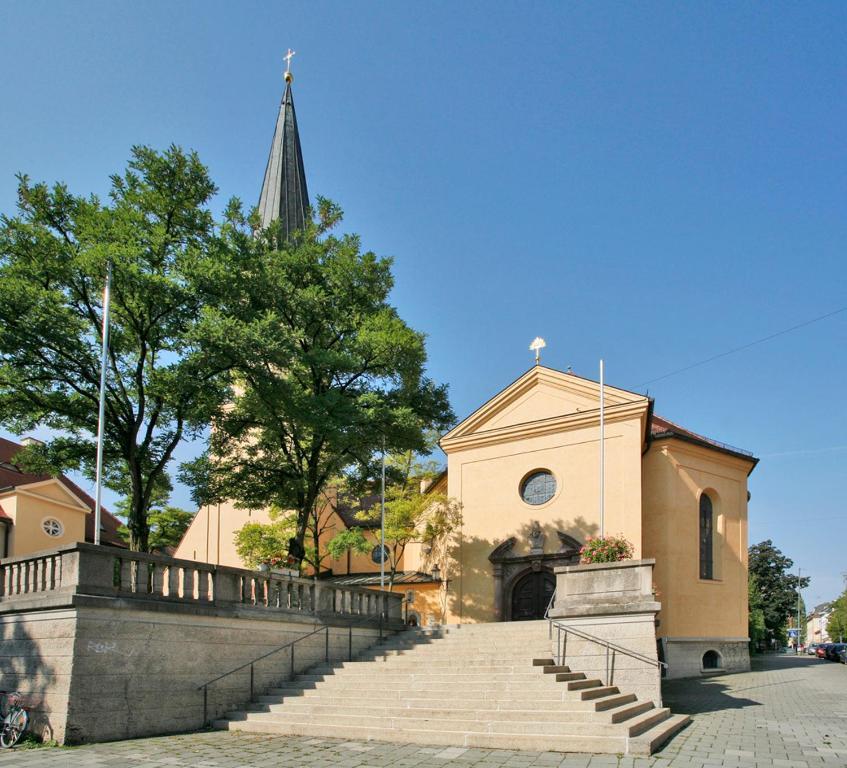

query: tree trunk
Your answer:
[127,485,150,552]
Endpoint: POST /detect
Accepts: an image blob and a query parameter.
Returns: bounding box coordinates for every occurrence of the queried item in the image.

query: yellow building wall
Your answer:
[174,501,275,567]
[642,439,751,640]
[2,487,88,557]
[176,494,406,577]
[437,414,647,624]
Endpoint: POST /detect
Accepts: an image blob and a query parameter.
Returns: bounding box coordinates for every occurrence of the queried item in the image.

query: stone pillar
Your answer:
[548,559,662,705]
[491,562,504,621]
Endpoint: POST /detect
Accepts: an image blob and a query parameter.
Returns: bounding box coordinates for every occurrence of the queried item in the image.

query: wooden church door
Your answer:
[510,570,555,620]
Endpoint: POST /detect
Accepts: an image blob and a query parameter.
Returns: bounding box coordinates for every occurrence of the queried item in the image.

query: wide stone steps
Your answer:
[222,706,673,738]
[241,699,656,723]
[214,623,690,755]
[255,688,641,710]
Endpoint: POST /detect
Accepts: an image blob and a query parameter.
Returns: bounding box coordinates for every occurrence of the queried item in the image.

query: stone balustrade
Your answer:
[0,542,403,622]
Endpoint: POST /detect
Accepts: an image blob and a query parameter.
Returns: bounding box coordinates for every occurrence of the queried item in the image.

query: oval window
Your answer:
[42,518,64,537]
[521,471,556,506]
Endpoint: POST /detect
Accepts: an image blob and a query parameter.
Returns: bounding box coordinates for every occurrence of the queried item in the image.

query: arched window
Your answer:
[702,650,721,669]
[699,493,714,580]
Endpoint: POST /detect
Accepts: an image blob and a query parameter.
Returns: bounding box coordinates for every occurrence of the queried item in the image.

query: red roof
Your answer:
[649,415,757,463]
[0,437,125,546]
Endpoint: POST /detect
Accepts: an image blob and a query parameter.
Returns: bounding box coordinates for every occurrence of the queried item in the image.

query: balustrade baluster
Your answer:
[182,567,194,599]
[197,569,210,601]
[151,563,164,596]
[167,565,180,597]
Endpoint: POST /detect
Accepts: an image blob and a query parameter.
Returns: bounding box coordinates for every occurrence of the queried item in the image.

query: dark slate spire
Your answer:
[257,65,310,237]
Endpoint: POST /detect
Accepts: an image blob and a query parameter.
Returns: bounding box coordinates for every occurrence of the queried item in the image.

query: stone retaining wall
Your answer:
[0,544,403,744]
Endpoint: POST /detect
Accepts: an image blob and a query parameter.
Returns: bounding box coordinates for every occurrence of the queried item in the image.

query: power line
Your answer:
[760,445,847,458]
[636,305,847,388]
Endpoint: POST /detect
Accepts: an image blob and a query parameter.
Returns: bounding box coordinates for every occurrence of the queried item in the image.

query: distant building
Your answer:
[806,602,833,645]
[0,437,124,558]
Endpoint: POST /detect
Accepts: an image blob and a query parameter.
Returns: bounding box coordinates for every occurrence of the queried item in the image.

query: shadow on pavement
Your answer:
[662,675,760,715]
[661,653,824,715]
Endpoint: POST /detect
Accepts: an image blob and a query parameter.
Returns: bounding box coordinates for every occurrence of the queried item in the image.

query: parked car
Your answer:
[825,643,846,662]
[838,646,847,665]
[806,643,820,656]
[817,644,831,659]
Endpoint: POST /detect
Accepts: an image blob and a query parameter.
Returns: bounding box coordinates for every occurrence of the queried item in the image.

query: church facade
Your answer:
[407,365,758,678]
[174,66,758,679]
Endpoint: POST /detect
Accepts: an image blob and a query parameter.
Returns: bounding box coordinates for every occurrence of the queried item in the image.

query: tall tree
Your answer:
[748,539,810,645]
[827,577,847,642]
[184,199,453,564]
[114,481,195,553]
[0,146,230,550]
[748,572,767,652]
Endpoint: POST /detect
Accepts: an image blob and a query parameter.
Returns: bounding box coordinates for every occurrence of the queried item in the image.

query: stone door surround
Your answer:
[488,530,582,621]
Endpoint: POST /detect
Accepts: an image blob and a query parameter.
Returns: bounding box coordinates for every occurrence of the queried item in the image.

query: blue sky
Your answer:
[1,2,845,607]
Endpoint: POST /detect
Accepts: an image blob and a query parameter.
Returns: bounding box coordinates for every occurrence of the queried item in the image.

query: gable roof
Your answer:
[335,494,381,529]
[441,365,651,451]
[0,437,125,546]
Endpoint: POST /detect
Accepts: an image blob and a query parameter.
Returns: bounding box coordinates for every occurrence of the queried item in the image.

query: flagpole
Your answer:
[94,262,112,546]
[599,359,605,539]
[380,436,386,590]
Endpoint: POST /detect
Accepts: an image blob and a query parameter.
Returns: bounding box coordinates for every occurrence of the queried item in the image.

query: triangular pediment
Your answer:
[16,478,91,512]
[442,366,647,445]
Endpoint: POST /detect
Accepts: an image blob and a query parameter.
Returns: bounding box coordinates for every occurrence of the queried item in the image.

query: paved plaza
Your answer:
[2,654,845,768]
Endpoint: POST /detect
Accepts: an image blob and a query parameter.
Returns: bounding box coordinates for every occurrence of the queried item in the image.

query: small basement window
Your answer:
[702,650,721,670]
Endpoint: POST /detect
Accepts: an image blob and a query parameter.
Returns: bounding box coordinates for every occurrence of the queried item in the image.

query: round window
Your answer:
[42,518,64,537]
[521,471,556,506]
[371,544,389,564]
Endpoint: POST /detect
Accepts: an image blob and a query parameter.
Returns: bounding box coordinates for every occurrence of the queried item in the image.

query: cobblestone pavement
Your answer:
[1,654,844,768]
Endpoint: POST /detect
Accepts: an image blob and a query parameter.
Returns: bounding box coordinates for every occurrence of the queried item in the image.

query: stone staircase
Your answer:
[214,620,689,755]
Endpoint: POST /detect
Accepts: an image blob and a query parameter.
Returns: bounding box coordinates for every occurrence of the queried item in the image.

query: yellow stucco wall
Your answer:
[642,439,751,640]
[422,367,650,625]
[174,501,276,566]
[175,496,406,577]
[2,482,89,557]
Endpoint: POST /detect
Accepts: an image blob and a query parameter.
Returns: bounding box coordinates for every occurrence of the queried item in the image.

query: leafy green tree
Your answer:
[327,447,461,590]
[114,475,194,552]
[233,508,297,569]
[748,573,767,652]
[0,146,230,551]
[827,580,847,642]
[184,200,453,564]
[748,539,810,646]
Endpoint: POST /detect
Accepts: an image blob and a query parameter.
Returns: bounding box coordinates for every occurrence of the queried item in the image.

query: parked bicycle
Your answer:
[0,691,28,748]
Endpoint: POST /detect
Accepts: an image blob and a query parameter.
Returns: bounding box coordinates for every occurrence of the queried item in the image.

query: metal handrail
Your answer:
[198,610,386,725]
[544,589,666,689]
[549,620,666,670]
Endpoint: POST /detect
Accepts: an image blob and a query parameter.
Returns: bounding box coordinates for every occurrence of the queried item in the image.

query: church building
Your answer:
[175,64,759,679]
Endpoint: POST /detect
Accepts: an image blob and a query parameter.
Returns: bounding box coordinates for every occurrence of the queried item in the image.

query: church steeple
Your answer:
[257,53,310,237]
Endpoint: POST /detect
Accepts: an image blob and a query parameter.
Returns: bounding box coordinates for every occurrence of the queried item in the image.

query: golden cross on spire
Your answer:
[284,48,296,82]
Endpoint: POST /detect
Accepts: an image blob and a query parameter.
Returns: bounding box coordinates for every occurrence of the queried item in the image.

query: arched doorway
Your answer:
[510,569,555,621]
